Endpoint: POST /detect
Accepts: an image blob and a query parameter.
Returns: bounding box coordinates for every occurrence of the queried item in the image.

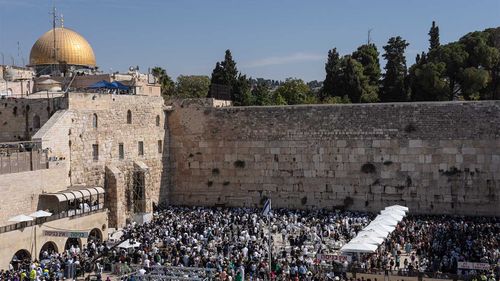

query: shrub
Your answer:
[223,181,230,186]
[212,168,220,176]
[301,196,307,205]
[404,123,417,133]
[234,160,246,168]
[207,181,213,187]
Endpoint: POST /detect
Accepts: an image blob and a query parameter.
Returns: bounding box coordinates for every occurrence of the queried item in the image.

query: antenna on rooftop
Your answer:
[367,28,373,44]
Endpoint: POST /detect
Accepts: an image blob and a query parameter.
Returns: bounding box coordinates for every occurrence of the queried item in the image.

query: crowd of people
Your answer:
[358,215,499,278]
[0,206,498,281]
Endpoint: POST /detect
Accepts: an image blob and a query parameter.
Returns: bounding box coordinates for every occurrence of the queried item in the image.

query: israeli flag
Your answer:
[262,198,271,216]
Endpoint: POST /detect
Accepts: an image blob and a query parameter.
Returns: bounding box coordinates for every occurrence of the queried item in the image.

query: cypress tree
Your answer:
[429,21,440,51]
[381,36,410,102]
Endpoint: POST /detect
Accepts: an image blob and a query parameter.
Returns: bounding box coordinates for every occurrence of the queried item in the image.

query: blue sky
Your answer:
[0,0,499,81]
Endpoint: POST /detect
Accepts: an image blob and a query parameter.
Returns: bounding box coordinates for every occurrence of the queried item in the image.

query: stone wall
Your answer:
[65,93,167,226]
[167,101,500,216]
[0,96,66,141]
[0,162,69,226]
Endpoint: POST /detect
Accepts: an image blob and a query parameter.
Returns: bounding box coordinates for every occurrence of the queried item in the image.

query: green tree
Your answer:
[429,21,440,51]
[209,49,242,101]
[274,78,310,105]
[323,96,351,104]
[408,61,449,101]
[151,66,174,98]
[252,82,272,106]
[273,93,287,105]
[352,44,381,88]
[175,75,210,98]
[322,48,341,99]
[232,74,252,106]
[381,36,410,102]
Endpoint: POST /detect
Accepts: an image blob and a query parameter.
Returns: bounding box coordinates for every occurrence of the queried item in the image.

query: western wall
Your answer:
[167,100,500,216]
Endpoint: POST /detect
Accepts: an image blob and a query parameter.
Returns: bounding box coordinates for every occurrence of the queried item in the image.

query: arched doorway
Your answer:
[11,249,31,270]
[39,241,58,260]
[88,228,102,242]
[64,237,81,251]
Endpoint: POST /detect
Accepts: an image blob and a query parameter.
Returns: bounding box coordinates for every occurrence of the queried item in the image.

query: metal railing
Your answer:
[0,207,106,234]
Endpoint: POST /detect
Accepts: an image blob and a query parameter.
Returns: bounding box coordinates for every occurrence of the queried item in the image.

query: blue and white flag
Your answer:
[262,198,271,216]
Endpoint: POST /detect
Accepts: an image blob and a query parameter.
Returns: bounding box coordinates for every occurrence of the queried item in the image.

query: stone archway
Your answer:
[39,241,58,260]
[88,228,102,242]
[64,237,81,250]
[11,249,31,270]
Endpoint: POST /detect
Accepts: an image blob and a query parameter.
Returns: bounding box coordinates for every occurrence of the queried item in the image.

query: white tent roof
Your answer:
[380,208,406,217]
[29,210,52,218]
[350,235,384,245]
[365,222,395,233]
[373,216,399,226]
[8,214,34,222]
[358,228,389,238]
[385,205,409,213]
[376,213,403,222]
[341,242,378,253]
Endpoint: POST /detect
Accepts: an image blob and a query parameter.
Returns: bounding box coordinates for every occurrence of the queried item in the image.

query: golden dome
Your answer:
[30,27,96,67]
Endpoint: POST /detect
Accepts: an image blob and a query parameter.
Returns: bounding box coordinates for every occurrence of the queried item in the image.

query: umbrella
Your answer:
[118,239,141,249]
[340,242,378,253]
[111,81,130,91]
[29,210,53,218]
[88,80,115,89]
[8,214,34,222]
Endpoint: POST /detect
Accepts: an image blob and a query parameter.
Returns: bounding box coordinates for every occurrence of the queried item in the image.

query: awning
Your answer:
[40,186,105,202]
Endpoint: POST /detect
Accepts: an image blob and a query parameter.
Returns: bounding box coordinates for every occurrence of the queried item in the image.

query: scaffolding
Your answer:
[126,162,152,216]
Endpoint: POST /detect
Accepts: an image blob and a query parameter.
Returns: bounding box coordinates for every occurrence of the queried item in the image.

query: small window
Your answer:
[93,113,98,128]
[33,115,41,129]
[119,143,124,160]
[158,140,162,153]
[156,115,160,127]
[127,110,132,124]
[138,141,144,156]
[92,144,99,161]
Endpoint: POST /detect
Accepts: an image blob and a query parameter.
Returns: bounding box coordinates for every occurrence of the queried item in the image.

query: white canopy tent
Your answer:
[357,228,389,238]
[372,216,400,226]
[8,214,34,222]
[29,210,53,218]
[350,235,384,245]
[340,242,378,253]
[365,222,395,233]
[380,208,406,217]
[376,212,404,222]
[385,205,409,213]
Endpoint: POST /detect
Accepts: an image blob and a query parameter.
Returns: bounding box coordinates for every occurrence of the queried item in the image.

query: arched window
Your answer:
[92,113,98,128]
[156,115,160,126]
[33,115,41,129]
[127,110,132,124]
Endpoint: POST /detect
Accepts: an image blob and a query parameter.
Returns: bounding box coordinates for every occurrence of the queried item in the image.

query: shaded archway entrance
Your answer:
[11,249,31,270]
[64,237,81,250]
[39,241,58,260]
[89,228,102,242]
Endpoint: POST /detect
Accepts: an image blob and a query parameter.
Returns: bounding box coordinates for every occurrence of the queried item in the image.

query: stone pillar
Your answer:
[105,165,126,228]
